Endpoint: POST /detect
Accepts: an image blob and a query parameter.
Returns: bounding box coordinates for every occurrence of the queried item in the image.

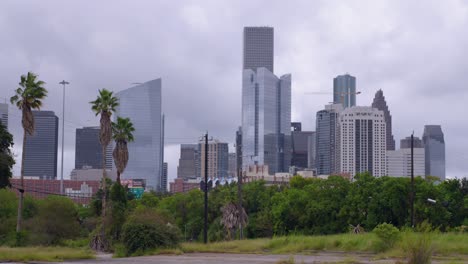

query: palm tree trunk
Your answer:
[102,144,107,217]
[16,130,26,233]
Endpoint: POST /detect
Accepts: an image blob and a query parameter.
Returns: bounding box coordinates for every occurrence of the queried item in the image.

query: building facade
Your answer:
[75,127,112,169]
[0,103,8,129]
[387,136,425,177]
[228,152,237,177]
[23,111,58,179]
[70,167,117,181]
[199,140,229,179]
[333,74,356,108]
[115,79,164,191]
[315,103,343,175]
[236,126,242,172]
[242,68,291,174]
[422,125,445,180]
[177,144,200,179]
[371,90,395,150]
[338,106,387,178]
[291,129,315,170]
[162,162,168,192]
[243,27,274,72]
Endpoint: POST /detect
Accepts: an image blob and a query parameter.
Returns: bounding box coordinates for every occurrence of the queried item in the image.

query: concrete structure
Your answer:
[242,67,291,174]
[23,111,58,179]
[0,103,8,129]
[387,137,425,177]
[70,167,117,181]
[243,27,274,72]
[315,103,343,175]
[371,90,395,150]
[10,178,100,204]
[75,127,112,169]
[177,144,200,179]
[333,74,356,108]
[243,165,293,185]
[162,162,168,191]
[169,178,200,193]
[423,125,446,180]
[291,128,315,170]
[200,140,229,179]
[338,106,387,179]
[228,152,237,177]
[115,79,164,191]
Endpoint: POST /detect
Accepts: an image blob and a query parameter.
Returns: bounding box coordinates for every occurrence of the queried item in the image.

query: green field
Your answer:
[0,246,94,262]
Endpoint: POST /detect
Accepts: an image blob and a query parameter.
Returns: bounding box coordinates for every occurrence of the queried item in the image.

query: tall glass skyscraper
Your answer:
[242,68,291,174]
[315,104,343,175]
[422,125,445,180]
[115,79,164,191]
[333,74,356,108]
[75,127,112,169]
[23,111,58,178]
[243,27,274,72]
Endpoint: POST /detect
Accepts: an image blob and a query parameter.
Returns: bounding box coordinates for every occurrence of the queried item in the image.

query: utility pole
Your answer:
[410,132,415,227]
[237,166,243,239]
[59,80,69,195]
[203,132,208,244]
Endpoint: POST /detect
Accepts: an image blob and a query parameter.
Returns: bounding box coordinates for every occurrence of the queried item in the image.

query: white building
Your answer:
[387,148,425,177]
[338,106,387,179]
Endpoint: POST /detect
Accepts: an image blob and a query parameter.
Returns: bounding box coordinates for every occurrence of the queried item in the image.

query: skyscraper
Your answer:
[228,153,237,177]
[162,162,168,192]
[243,27,274,72]
[371,90,395,150]
[333,74,356,108]
[115,79,164,191]
[75,127,112,169]
[199,140,229,179]
[0,103,8,129]
[315,103,343,175]
[23,111,58,179]
[177,144,200,179]
[291,122,315,169]
[236,127,242,173]
[242,68,291,174]
[400,136,423,149]
[422,125,445,180]
[387,136,425,177]
[338,106,387,178]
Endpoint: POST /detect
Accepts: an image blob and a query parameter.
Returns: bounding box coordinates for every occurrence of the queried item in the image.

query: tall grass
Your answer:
[0,246,94,262]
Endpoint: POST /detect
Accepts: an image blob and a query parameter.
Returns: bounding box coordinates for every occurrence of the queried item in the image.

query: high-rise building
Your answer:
[291,122,302,132]
[236,127,242,172]
[228,152,237,177]
[242,68,291,174]
[162,162,168,192]
[315,103,343,175]
[307,132,316,169]
[371,90,395,150]
[291,122,315,169]
[387,136,425,177]
[333,74,356,108]
[422,125,445,180]
[200,140,229,179]
[115,79,164,191]
[23,111,58,179]
[177,144,200,179]
[243,27,274,72]
[0,103,8,129]
[75,127,112,169]
[338,106,387,179]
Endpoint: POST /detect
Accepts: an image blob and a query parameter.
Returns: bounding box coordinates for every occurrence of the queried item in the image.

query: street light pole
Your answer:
[59,80,69,195]
[203,132,208,244]
[410,132,415,227]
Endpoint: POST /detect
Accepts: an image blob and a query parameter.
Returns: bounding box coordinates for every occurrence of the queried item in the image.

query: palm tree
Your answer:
[10,72,47,233]
[221,202,248,240]
[89,88,118,251]
[112,117,135,184]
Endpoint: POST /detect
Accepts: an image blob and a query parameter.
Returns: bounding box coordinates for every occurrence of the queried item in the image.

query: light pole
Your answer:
[59,80,69,194]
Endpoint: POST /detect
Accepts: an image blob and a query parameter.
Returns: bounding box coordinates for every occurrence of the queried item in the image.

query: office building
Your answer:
[291,122,315,169]
[291,122,302,132]
[422,125,445,180]
[242,68,291,174]
[23,111,58,179]
[228,152,237,177]
[333,74,356,108]
[315,103,343,175]
[338,106,387,178]
[177,144,200,179]
[0,103,8,129]
[115,79,164,191]
[70,167,117,181]
[200,140,229,179]
[162,162,168,192]
[243,27,274,72]
[75,127,112,169]
[371,90,395,150]
[387,136,425,177]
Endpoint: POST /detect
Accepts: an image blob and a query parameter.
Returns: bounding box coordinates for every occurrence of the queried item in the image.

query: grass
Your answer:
[0,246,94,262]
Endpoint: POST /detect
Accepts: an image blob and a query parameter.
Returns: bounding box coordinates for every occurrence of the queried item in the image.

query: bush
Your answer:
[402,231,434,264]
[373,223,400,250]
[121,208,181,256]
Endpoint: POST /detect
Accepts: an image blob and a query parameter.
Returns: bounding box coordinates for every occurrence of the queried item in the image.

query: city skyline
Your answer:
[2,1,467,181]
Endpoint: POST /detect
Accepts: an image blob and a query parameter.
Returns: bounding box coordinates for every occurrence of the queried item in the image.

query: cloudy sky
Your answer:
[1,0,467,184]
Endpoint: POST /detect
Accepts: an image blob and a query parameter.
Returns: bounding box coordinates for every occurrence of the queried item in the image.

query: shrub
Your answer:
[121,208,181,256]
[373,223,400,250]
[402,231,434,264]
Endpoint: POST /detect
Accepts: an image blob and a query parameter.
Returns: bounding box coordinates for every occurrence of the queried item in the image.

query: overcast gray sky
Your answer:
[1,0,467,184]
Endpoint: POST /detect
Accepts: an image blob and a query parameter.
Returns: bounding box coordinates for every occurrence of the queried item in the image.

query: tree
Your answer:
[10,72,47,233]
[220,202,247,240]
[112,117,135,184]
[89,88,119,251]
[0,123,15,188]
